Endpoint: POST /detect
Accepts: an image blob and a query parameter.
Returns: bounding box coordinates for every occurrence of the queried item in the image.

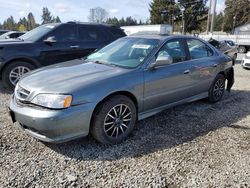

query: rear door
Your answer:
[77,25,112,58]
[184,38,220,96]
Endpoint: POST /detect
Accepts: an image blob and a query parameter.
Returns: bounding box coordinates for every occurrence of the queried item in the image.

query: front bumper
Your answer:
[9,96,95,143]
[242,58,250,68]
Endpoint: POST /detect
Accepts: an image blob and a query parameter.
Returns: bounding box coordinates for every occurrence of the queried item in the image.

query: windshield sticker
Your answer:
[46,25,55,29]
[132,44,151,49]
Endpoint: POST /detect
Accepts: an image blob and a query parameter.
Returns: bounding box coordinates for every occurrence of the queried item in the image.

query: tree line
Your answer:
[0,7,61,31]
[0,0,249,33]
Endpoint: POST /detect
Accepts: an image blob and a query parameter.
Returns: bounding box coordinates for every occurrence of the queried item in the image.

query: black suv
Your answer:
[0,22,126,89]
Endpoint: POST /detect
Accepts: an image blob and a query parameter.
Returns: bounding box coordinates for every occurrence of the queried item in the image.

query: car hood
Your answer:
[18,59,126,94]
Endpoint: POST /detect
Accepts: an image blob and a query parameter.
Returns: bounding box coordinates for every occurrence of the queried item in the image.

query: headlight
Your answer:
[31,94,72,109]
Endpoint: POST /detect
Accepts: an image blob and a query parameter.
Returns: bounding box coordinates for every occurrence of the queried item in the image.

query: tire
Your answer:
[232,53,237,65]
[208,74,225,103]
[238,46,246,54]
[91,95,137,144]
[2,61,35,90]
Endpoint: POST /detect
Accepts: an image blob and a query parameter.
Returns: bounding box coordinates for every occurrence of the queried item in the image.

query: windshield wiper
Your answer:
[94,60,107,65]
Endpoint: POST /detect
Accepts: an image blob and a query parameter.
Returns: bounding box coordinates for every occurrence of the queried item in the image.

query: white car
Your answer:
[242,51,250,69]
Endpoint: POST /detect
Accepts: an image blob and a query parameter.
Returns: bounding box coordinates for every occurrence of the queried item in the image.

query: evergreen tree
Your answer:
[223,0,250,32]
[178,0,208,33]
[41,7,53,24]
[149,0,176,24]
[214,12,224,31]
[27,12,36,30]
[3,16,16,30]
[18,17,29,30]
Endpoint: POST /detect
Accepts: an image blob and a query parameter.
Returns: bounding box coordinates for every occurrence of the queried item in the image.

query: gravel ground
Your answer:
[0,55,249,187]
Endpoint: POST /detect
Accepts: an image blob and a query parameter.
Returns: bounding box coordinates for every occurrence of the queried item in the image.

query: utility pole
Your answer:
[181,7,185,34]
[206,0,212,34]
[210,0,217,34]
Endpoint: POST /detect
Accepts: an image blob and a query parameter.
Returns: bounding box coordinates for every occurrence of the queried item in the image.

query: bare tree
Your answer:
[88,7,108,23]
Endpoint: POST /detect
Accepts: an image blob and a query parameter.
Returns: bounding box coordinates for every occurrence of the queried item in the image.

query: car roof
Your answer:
[126,34,199,41]
[65,21,120,28]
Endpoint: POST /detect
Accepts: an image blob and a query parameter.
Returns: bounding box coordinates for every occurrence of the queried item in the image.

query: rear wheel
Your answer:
[2,61,35,90]
[208,74,225,103]
[91,95,137,144]
[238,46,246,54]
[232,53,237,65]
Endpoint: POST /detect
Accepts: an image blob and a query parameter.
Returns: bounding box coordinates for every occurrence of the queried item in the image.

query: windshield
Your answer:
[86,37,160,68]
[19,24,57,41]
[0,32,11,39]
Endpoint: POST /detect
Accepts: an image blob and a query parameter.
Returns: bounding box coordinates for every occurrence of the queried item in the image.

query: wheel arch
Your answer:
[0,57,41,77]
[90,90,139,128]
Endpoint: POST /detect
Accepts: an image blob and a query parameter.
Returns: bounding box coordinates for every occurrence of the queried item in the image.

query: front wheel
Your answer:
[208,74,225,103]
[91,95,137,144]
[2,61,35,90]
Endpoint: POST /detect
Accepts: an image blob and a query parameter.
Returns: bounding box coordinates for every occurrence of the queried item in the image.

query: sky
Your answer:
[0,0,225,24]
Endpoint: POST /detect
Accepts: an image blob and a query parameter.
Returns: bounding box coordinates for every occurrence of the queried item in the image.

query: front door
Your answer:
[143,39,195,111]
[39,24,79,66]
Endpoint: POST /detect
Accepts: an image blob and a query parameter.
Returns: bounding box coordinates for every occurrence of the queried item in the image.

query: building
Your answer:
[234,23,250,35]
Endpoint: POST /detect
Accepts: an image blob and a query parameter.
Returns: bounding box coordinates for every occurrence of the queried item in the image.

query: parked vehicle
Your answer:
[0,22,126,89]
[0,31,25,40]
[242,51,250,69]
[208,38,238,64]
[199,34,250,54]
[0,30,10,35]
[9,35,234,144]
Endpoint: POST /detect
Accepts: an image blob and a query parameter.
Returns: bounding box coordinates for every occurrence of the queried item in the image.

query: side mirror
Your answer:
[149,54,173,69]
[44,36,57,44]
[5,36,10,39]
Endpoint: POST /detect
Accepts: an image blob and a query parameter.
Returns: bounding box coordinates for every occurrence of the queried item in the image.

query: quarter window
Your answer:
[187,39,213,59]
[157,40,186,63]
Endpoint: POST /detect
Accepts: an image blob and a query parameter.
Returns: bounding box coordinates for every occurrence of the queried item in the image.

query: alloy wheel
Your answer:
[104,104,132,138]
[9,66,30,86]
[213,78,225,100]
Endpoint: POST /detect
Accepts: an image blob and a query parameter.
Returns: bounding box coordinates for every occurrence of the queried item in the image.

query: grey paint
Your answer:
[9,35,234,143]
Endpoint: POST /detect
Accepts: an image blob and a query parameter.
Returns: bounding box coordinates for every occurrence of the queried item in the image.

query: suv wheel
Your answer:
[208,74,225,103]
[91,95,136,144]
[2,61,35,90]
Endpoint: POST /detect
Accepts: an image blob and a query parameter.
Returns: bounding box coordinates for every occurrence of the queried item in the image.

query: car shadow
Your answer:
[45,89,250,161]
[0,81,12,94]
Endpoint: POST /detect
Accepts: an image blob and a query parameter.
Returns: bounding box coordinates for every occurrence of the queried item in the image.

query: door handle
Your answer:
[70,45,79,49]
[184,70,190,74]
[213,64,218,67]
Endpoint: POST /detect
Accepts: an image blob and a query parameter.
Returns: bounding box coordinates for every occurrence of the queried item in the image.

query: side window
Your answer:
[49,25,77,42]
[78,26,108,42]
[187,39,213,59]
[157,40,186,63]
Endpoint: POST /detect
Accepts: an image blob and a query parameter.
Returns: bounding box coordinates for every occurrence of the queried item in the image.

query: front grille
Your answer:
[245,63,250,67]
[15,85,30,101]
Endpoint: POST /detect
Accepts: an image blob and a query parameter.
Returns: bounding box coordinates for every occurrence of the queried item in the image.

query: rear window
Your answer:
[108,27,126,38]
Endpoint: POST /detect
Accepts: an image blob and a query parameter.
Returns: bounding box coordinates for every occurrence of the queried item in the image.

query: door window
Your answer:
[187,39,213,59]
[49,25,77,42]
[157,40,186,63]
[78,25,108,42]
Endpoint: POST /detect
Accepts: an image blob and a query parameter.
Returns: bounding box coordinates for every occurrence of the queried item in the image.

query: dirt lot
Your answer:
[0,56,249,187]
